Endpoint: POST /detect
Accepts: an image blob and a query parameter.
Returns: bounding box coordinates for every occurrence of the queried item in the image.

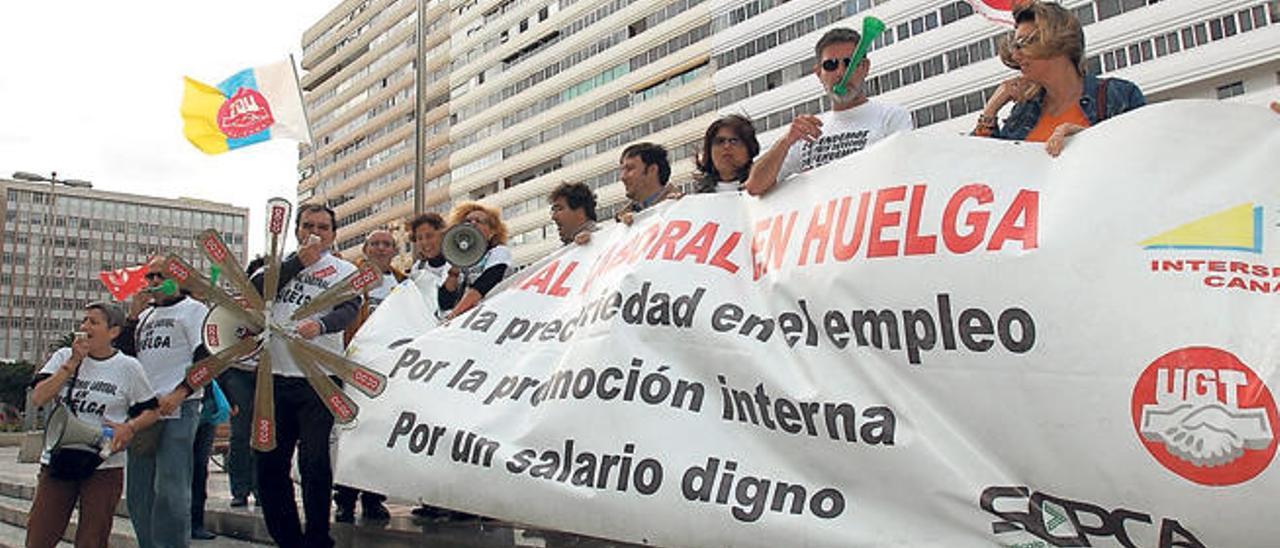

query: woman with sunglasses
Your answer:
[439,202,511,320]
[694,115,761,193]
[974,1,1144,156]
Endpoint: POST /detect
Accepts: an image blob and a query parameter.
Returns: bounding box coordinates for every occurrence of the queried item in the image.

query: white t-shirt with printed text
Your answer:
[776,101,912,183]
[39,348,156,468]
[136,296,208,418]
[266,253,358,377]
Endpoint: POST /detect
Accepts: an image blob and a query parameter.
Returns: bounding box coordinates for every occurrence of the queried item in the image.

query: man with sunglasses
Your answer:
[333,228,402,523]
[746,27,912,196]
[119,257,211,546]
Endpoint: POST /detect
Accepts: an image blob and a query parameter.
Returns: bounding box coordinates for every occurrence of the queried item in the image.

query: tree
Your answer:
[0,361,36,411]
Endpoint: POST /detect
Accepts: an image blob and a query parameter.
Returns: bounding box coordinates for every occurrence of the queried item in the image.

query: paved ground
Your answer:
[0,444,638,547]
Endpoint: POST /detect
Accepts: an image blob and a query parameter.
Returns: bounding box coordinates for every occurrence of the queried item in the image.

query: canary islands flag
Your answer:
[181,59,311,154]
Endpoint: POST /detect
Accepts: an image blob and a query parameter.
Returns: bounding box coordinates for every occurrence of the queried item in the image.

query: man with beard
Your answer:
[746,27,912,196]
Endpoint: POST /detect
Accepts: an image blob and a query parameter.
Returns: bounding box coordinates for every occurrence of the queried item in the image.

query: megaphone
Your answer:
[44,405,113,459]
[441,224,488,268]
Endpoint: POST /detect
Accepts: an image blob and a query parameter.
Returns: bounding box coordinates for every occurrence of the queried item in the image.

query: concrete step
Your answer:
[0,446,642,548]
[0,487,139,547]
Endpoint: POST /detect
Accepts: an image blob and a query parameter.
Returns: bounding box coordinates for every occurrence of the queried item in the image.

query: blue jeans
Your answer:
[126,399,199,548]
[218,368,257,500]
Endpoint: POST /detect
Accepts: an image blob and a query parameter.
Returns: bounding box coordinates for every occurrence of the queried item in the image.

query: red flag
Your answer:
[99,264,149,301]
[966,0,1017,25]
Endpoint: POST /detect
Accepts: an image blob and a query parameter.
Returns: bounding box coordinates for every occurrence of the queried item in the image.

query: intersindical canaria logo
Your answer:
[1131,347,1277,486]
[1143,203,1279,294]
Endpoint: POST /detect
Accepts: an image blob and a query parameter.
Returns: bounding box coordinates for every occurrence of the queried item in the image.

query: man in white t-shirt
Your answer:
[252,204,359,548]
[745,27,913,196]
[120,258,210,547]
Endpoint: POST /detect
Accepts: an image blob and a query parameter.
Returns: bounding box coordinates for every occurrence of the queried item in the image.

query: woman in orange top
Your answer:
[973,1,1144,156]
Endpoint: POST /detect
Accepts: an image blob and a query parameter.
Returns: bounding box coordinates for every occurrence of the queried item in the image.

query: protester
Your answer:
[549,182,598,245]
[217,255,264,509]
[618,142,675,218]
[746,27,912,196]
[118,257,211,548]
[333,229,401,523]
[695,115,760,193]
[27,302,159,548]
[408,213,449,280]
[439,202,511,319]
[973,1,1145,156]
[191,380,229,540]
[251,204,359,548]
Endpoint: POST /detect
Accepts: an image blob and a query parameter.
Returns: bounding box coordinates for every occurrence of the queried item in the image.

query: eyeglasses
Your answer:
[821,58,852,72]
[713,136,743,147]
[300,222,332,231]
[367,240,395,248]
[464,216,489,226]
[1010,31,1039,51]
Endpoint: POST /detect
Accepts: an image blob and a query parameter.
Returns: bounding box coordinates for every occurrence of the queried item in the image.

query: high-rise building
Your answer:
[0,178,248,363]
[299,0,1279,266]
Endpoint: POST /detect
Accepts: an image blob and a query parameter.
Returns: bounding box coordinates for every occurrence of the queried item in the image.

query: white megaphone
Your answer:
[44,405,113,459]
[441,224,488,268]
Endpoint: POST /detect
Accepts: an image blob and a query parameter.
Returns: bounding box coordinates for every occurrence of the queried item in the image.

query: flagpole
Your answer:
[413,0,426,217]
[289,53,323,206]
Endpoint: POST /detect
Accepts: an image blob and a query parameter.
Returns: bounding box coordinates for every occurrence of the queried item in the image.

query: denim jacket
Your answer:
[992,73,1146,140]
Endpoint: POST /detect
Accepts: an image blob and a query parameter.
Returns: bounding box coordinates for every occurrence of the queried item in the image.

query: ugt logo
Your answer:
[1131,347,1277,485]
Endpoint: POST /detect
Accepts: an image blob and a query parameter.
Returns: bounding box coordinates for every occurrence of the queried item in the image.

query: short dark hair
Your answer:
[408,213,445,240]
[549,182,598,222]
[296,203,337,230]
[814,27,862,59]
[85,301,126,329]
[621,142,671,184]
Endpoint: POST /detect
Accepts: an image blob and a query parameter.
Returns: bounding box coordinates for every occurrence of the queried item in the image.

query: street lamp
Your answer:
[9,171,93,365]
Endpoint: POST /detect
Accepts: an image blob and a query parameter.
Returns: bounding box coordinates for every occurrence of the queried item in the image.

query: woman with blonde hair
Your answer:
[439,202,511,319]
[974,1,1144,156]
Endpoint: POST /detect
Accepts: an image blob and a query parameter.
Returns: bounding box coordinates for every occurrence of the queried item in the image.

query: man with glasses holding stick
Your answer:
[746,26,912,196]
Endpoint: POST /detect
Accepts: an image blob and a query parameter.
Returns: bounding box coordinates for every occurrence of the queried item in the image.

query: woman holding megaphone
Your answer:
[438,202,512,321]
[27,302,160,548]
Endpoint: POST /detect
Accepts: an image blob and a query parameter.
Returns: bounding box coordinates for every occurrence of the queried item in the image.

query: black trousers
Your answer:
[191,418,216,530]
[333,484,386,509]
[255,376,336,548]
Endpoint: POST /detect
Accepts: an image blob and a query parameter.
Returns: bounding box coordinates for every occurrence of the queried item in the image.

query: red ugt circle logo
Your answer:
[1131,347,1277,486]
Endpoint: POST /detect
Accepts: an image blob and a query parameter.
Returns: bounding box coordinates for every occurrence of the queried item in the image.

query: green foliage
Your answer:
[0,361,36,412]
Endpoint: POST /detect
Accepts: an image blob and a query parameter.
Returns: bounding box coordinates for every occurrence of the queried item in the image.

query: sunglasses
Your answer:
[367,240,395,248]
[713,136,743,147]
[1010,31,1039,51]
[145,272,165,281]
[821,58,853,72]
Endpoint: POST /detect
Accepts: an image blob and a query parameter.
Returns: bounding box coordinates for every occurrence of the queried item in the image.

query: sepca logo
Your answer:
[980,486,1205,548]
[1132,347,1277,485]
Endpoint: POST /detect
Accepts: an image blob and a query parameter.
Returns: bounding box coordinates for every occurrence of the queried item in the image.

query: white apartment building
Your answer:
[300,0,1279,265]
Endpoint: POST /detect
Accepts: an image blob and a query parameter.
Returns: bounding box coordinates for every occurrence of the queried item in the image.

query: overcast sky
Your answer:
[0,1,340,257]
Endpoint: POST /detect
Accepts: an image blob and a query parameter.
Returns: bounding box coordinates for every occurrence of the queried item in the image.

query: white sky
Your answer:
[0,1,340,257]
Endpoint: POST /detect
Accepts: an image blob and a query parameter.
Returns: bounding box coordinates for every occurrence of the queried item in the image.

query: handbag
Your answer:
[45,363,104,481]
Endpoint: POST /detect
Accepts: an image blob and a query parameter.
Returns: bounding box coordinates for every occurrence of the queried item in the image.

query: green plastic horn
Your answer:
[834,16,887,97]
[158,279,179,296]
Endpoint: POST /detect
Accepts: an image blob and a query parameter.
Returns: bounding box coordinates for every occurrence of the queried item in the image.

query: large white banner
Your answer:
[339,101,1279,547]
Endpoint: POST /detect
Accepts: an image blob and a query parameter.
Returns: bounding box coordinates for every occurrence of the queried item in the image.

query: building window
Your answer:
[1216,81,1245,100]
